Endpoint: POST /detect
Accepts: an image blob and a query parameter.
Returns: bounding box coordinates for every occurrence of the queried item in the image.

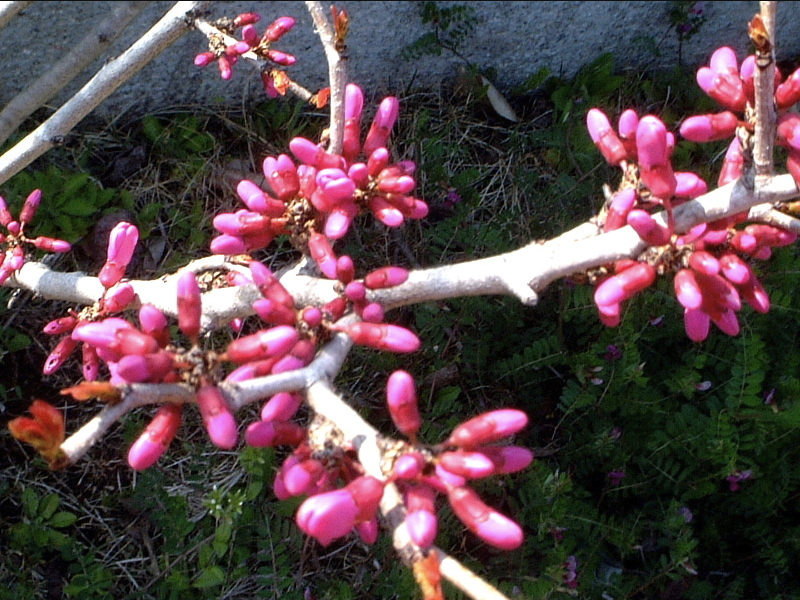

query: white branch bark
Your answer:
[0,1,150,147]
[0,1,210,187]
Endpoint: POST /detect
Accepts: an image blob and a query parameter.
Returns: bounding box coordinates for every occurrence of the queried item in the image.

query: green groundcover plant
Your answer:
[4,2,800,599]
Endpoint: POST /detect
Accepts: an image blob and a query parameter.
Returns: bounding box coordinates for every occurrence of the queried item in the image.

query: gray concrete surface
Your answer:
[1,1,799,122]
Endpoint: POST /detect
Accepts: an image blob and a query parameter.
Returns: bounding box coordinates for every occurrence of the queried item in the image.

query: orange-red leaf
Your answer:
[61,381,122,403]
[312,87,331,109]
[413,552,443,600]
[8,400,68,469]
[270,70,291,96]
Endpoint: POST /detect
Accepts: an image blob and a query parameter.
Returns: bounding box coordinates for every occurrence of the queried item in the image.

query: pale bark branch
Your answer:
[0,1,150,147]
[0,1,31,31]
[0,1,210,187]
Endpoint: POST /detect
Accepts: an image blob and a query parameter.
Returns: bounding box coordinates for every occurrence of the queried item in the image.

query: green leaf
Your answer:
[193,565,225,588]
[59,198,98,217]
[49,511,78,528]
[21,487,38,519]
[39,493,60,520]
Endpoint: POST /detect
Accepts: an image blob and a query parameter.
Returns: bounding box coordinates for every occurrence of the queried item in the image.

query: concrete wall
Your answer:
[1,1,799,120]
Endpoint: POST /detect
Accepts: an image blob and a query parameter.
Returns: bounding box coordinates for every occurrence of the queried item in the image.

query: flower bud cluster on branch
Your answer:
[5,3,800,600]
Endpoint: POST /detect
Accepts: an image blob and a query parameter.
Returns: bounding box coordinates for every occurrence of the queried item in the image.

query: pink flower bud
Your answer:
[19,189,42,225]
[356,518,380,545]
[447,486,523,550]
[313,168,356,210]
[594,262,657,307]
[776,66,800,109]
[447,409,528,449]
[739,273,770,313]
[674,172,708,199]
[336,255,355,284]
[626,209,671,245]
[689,250,720,275]
[618,109,639,158]
[636,116,670,168]
[684,307,711,341]
[406,509,438,549]
[261,392,303,422]
[386,370,421,438]
[603,189,636,233]
[266,49,296,66]
[240,25,259,46]
[43,336,79,375]
[296,489,359,546]
[139,305,169,343]
[367,147,390,178]
[245,420,306,447]
[250,261,295,308]
[369,196,405,227]
[236,179,286,215]
[438,450,497,479]
[177,271,202,341]
[225,325,300,364]
[197,385,238,449]
[680,112,738,142]
[718,138,744,186]
[345,281,366,302]
[30,236,71,253]
[264,16,295,43]
[44,316,79,336]
[289,137,345,170]
[325,204,358,240]
[308,232,339,279]
[253,298,296,325]
[0,195,13,226]
[719,254,751,285]
[115,328,160,356]
[127,403,182,470]
[103,282,136,313]
[394,452,426,480]
[99,222,139,288]
[674,269,703,310]
[363,97,400,157]
[360,302,385,323]
[80,343,100,382]
[194,51,215,67]
[480,445,534,474]
[364,266,409,289]
[217,54,233,80]
[116,351,174,383]
[263,154,301,201]
[586,109,627,166]
[284,459,326,496]
[342,322,420,353]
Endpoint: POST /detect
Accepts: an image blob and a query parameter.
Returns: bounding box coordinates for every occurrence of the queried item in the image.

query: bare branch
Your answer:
[0,1,210,187]
[0,1,32,31]
[305,1,346,154]
[752,1,778,178]
[0,1,150,147]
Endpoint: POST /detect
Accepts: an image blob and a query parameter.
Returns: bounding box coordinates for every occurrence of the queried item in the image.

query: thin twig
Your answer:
[0,1,210,187]
[0,1,150,147]
[305,1,346,154]
[752,1,777,178]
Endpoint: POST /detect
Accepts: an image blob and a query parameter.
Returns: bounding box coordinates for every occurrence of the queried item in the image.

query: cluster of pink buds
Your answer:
[587,99,798,340]
[0,190,71,284]
[242,384,384,546]
[680,45,800,186]
[42,221,138,380]
[386,371,532,551]
[67,270,245,469]
[211,84,428,255]
[194,12,296,96]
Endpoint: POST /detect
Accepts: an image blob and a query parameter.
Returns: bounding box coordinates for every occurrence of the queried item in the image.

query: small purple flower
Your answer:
[607,471,626,486]
[679,506,694,523]
[603,344,622,361]
[563,555,579,589]
[726,469,752,491]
